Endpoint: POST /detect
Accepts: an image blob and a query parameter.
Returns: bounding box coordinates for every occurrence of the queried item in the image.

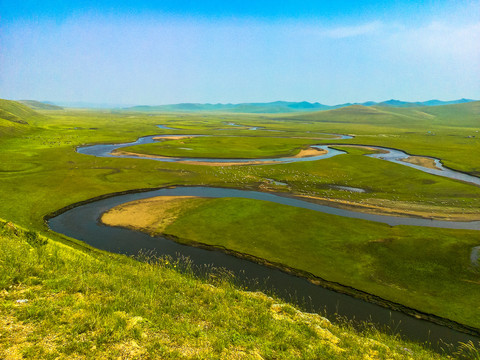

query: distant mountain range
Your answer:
[18,98,478,113]
[123,98,477,113]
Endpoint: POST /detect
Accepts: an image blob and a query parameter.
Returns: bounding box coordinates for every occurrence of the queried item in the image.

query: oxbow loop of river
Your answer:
[77,129,480,187]
[63,126,480,348]
[77,127,480,264]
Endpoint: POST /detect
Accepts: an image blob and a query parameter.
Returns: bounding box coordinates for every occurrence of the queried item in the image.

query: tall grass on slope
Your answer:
[0,220,476,359]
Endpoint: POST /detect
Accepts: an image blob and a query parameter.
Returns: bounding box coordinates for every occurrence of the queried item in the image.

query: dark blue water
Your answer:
[48,186,480,349]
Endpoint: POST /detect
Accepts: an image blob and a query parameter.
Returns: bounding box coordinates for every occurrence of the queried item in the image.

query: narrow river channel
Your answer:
[77,132,480,186]
[48,186,480,349]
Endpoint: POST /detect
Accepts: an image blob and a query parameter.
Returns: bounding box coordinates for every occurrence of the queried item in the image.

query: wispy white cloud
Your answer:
[292,21,383,39]
[388,21,480,56]
[321,21,383,38]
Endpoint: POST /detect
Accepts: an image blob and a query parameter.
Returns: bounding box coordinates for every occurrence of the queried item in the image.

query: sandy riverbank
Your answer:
[401,156,441,170]
[111,146,327,166]
[294,193,480,222]
[333,144,389,153]
[152,135,195,141]
[101,196,205,234]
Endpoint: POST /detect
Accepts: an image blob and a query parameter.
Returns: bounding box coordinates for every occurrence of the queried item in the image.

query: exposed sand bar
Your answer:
[152,135,195,141]
[111,146,327,166]
[101,196,205,234]
[294,147,327,158]
[297,194,480,221]
[401,156,441,170]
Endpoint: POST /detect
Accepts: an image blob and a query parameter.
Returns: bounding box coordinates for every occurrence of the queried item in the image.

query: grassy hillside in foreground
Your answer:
[1,220,475,359]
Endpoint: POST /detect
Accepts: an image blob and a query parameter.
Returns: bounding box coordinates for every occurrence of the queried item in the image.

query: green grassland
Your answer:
[155,197,480,329]
[1,98,480,353]
[2,221,464,359]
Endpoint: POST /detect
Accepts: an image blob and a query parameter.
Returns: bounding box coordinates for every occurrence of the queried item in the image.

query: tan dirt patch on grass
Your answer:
[296,194,480,221]
[152,135,195,141]
[401,156,441,170]
[100,196,205,234]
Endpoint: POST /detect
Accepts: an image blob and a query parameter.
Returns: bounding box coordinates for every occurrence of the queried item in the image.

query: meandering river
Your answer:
[77,132,480,186]
[50,128,480,348]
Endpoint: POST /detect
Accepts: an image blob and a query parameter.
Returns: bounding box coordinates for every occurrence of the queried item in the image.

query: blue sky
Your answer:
[1,1,479,105]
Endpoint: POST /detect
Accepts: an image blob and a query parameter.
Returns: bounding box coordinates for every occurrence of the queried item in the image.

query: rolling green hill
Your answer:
[0,99,43,136]
[19,100,64,110]
[281,104,406,124]
[281,101,480,127]
[0,99,44,124]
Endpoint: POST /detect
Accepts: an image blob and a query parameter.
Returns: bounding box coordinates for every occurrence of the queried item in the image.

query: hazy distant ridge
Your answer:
[19,100,63,110]
[123,98,476,113]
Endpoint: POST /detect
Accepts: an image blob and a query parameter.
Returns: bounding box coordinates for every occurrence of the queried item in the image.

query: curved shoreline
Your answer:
[330,143,480,184]
[76,133,480,188]
[112,146,328,166]
[401,156,441,170]
[159,233,480,338]
[98,193,480,336]
[46,185,480,340]
[291,193,480,222]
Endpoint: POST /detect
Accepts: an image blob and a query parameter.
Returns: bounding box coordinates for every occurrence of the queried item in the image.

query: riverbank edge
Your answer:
[159,232,480,338]
[76,134,480,179]
[44,184,480,339]
[327,143,480,184]
[76,134,480,221]
[111,145,328,166]
[281,191,480,222]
